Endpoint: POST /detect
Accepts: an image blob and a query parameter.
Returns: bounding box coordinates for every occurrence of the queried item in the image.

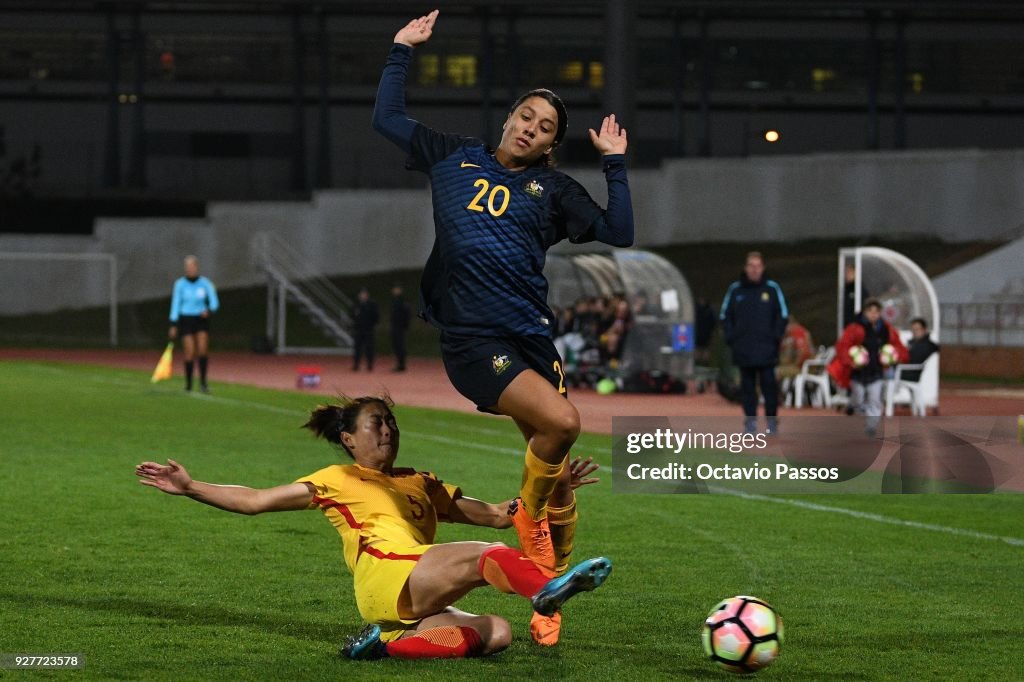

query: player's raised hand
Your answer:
[568,456,600,490]
[394,9,439,47]
[135,459,193,495]
[588,114,628,156]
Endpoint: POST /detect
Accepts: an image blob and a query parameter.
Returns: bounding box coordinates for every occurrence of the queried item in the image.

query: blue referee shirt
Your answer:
[373,44,634,338]
[169,276,219,323]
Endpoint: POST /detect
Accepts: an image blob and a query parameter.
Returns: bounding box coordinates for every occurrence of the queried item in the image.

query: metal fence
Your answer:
[940,302,1024,347]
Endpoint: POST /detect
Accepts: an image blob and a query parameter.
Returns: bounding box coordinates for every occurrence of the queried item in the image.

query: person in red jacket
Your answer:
[778,315,815,381]
[828,298,908,436]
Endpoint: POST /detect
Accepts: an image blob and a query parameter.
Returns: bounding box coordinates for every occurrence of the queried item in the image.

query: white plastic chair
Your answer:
[885,353,939,417]
[793,346,841,408]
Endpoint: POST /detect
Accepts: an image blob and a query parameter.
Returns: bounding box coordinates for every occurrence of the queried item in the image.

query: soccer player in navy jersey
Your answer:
[373,9,633,645]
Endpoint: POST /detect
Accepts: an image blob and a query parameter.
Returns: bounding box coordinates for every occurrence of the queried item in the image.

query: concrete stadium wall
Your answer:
[570,148,1024,246]
[0,190,436,315]
[3,147,1023,315]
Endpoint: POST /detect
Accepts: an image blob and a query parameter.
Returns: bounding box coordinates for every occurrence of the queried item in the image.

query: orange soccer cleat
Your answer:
[508,497,556,577]
[530,611,561,647]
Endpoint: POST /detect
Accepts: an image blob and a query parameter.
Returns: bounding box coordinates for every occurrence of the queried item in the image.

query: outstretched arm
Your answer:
[372,10,439,152]
[448,496,513,529]
[447,457,601,529]
[135,459,313,515]
[588,114,633,247]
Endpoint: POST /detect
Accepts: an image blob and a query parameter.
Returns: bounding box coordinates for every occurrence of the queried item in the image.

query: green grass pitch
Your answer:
[1,360,1022,680]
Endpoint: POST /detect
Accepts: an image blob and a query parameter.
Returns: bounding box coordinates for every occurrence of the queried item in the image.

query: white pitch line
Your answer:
[709,487,1024,547]
[28,362,1024,548]
[599,463,1023,547]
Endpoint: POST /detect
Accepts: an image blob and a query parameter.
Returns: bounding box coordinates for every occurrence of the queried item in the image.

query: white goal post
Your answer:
[0,251,118,346]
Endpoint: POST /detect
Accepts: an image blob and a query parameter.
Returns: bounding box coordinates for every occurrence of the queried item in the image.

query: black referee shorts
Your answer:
[440,332,567,414]
[175,315,209,336]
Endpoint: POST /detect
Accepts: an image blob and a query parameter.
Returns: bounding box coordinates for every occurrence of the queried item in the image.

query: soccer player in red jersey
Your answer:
[135,395,610,660]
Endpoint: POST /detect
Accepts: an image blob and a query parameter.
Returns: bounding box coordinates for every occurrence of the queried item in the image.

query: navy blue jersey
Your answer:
[409,130,616,336]
[373,44,634,338]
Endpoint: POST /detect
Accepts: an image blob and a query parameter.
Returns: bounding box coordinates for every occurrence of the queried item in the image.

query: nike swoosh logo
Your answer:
[460,161,481,168]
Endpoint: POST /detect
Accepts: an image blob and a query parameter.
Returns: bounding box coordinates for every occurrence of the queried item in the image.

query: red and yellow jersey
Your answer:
[295,463,462,574]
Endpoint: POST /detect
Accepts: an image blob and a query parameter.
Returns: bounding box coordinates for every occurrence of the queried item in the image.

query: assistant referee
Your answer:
[168,255,219,393]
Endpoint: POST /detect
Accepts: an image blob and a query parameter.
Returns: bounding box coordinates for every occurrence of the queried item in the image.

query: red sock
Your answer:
[385,626,483,659]
[478,545,551,598]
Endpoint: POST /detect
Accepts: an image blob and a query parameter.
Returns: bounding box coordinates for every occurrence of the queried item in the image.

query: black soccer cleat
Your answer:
[531,556,612,617]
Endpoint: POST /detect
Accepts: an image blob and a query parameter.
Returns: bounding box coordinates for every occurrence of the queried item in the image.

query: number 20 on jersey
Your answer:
[466,178,510,217]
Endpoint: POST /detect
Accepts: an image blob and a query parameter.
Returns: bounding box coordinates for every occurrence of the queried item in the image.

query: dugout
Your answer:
[545,250,695,383]
[839,246,940,340]
[839,246,940,412]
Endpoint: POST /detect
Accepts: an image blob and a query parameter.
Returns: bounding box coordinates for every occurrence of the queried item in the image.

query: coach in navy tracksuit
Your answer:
[720,251,789,433]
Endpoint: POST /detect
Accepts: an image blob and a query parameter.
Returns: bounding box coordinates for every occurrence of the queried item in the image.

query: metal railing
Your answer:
[940,301,1024,347]
[250,232,353,354]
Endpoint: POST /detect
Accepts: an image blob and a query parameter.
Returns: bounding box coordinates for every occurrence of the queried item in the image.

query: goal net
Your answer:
[0,252,118,346]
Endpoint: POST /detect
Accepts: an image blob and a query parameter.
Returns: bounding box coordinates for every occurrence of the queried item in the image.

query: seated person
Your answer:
[902,317,940,382]
[777,315,815,381]
[601,299,632,364]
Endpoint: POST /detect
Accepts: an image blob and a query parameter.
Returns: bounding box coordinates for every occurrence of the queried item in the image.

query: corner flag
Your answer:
[151,343,174,383]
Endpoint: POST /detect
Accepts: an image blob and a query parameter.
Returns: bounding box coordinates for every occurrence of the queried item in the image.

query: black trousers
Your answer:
[391,330,407,369]
[353,331,375,370]
[740,365,779,417]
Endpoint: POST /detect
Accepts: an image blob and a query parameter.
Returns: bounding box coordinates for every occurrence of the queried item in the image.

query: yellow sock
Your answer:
[547,495,577,575]
[520,447,565,520]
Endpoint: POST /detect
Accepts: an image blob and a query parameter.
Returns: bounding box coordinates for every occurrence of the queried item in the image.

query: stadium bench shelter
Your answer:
[839,246,940,414]
[544,249,696,382]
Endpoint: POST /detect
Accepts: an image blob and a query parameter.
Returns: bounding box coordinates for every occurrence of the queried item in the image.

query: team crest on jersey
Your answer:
[524,179,545,198]
[761,292,770,302]
[492,354,511,375]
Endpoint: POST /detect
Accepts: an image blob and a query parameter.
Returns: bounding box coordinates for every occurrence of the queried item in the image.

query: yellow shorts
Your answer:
[353,539,434,642]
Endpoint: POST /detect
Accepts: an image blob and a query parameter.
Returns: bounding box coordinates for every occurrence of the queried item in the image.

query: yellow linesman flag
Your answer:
[151,342,174,383]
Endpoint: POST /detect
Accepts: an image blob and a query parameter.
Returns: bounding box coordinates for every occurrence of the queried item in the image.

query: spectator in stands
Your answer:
[631,290,655,317]
[554,308,585,371]
[720,251,789,434]
[352,288,380,372]
[389,284,411,372]
[694,297,716,365]
[168,255,219,393]
[570,298,591,335]
[777,314,815,381]
[556,306,575,338]
[601,299,632,363]
[590,297,610,341]
[829,298,908,437]
[903,317,940,382]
